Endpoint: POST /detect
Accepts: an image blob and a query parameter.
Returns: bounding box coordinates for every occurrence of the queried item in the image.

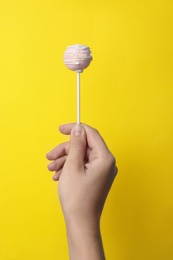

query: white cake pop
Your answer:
[63,44,92,124]
[63,44,92,72]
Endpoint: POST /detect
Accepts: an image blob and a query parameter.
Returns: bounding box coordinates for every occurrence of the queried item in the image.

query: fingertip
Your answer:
[46,152,51,160]
[47,161,55,171]
[47,163,52,171]
[58,125,63,132]
[58,123,75,135]
[52,175,58,181]
[52,171,61,181]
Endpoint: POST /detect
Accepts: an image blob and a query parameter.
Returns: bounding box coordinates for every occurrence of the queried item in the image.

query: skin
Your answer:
[47,123,118,260]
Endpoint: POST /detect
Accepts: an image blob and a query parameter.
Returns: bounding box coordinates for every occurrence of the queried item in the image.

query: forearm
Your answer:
[65,218,105,260]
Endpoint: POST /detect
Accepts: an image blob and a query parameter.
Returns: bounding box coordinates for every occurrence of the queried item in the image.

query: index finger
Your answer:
[59,123,109,152]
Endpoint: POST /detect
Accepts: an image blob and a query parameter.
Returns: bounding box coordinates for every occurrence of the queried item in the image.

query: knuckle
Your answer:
[103,152,117,175]
[72,139,85,149]
[89,126,100,136]
[104,152,116,166]
[109,153,116,166]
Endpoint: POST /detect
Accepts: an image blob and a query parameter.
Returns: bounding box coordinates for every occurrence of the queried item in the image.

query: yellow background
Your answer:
[0,0,173,259]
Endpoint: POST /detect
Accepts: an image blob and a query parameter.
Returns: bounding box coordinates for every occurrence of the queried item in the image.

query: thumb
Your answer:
[67,124,86,170]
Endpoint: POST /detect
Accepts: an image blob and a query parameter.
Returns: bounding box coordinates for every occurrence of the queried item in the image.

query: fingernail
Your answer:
[73,124,82,136]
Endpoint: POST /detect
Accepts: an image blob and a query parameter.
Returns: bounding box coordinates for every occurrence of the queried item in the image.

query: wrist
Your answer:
[65,218,105,260]
[65,215,101,235]
[63,206,101,228]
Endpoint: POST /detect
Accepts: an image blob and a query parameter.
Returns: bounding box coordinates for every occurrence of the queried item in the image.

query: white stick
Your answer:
[76,70,82,124]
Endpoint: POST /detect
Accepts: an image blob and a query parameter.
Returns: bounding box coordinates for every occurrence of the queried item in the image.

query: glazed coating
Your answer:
[63,44,92,71]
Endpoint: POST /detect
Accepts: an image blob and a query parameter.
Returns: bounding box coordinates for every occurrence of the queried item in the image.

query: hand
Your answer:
[47,123,117,221]
[46,123,118,260]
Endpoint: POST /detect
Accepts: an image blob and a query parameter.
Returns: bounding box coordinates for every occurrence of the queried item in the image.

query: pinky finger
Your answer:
[52,170,62,181]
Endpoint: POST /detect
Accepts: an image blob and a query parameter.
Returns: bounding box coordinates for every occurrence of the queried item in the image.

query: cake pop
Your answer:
[63,44,92,124]
[63,44,92,72]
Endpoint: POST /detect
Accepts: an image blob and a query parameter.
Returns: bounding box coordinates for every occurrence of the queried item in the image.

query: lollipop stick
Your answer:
[76,70,82,124]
